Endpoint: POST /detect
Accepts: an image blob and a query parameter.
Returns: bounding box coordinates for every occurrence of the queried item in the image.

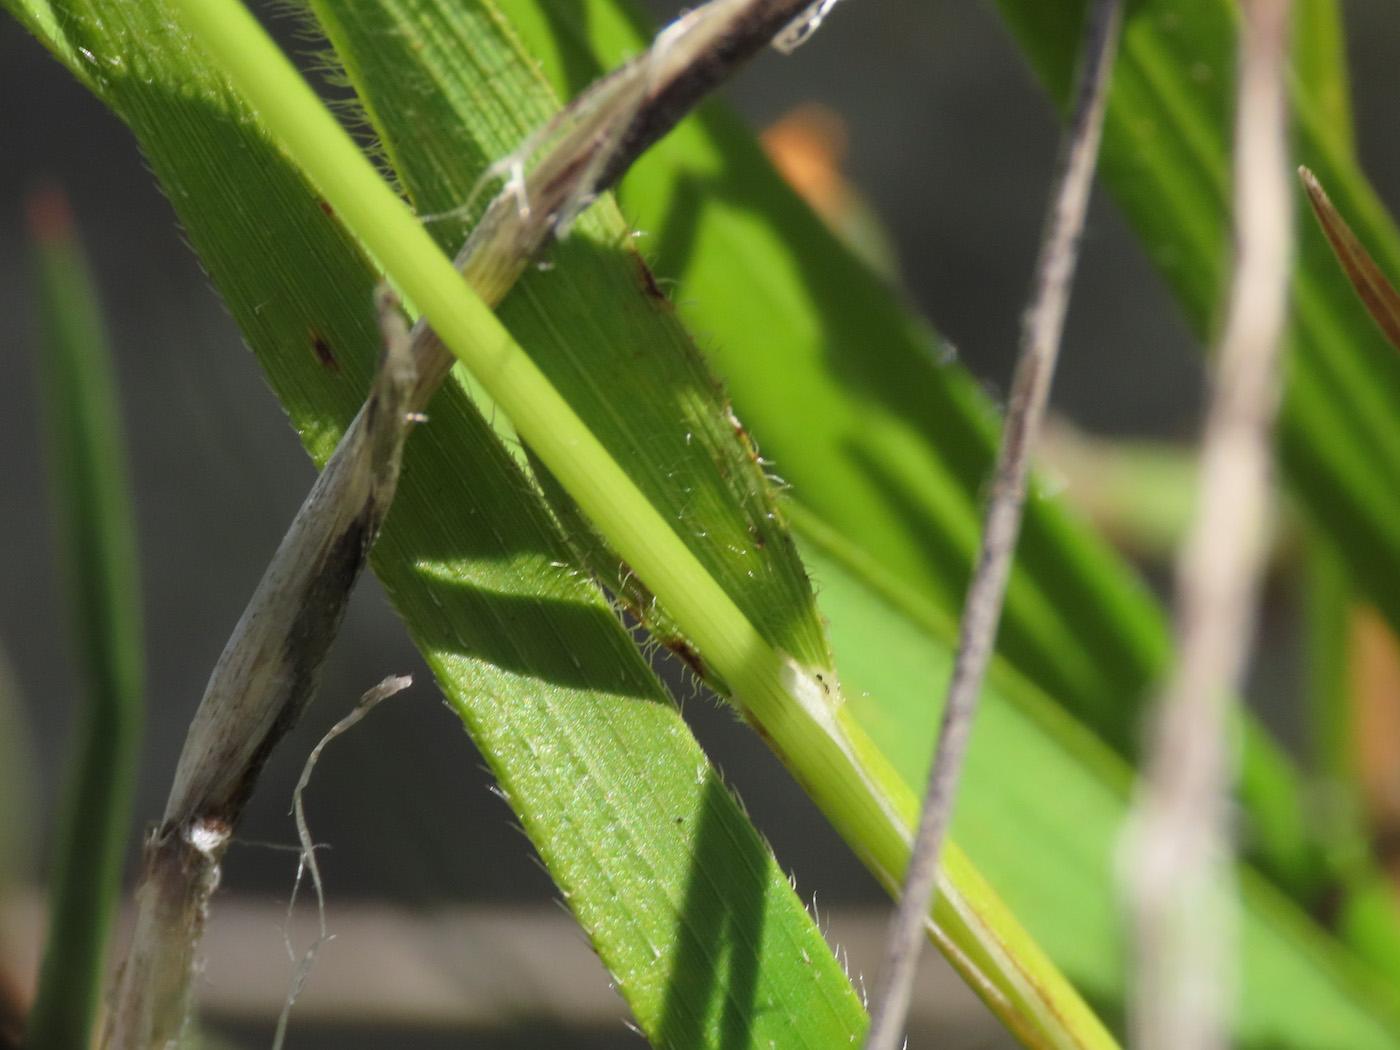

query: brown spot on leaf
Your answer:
[309,328,341,375]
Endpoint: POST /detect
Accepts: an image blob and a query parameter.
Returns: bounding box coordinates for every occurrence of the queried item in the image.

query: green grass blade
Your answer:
[1293,0,1353,158]
[304,3,1131,1046]
[313,0,833,684]
[497,0,1171,765]
[1298,534,1400,978]
[0,3,870,1047]
[482,0,1400,1040]
[25,187,144,1050]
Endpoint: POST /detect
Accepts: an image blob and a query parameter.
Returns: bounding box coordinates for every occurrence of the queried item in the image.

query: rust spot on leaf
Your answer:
[632,250,672,310]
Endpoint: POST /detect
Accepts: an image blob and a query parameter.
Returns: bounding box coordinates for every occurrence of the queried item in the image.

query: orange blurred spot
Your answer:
[760,103,852,225]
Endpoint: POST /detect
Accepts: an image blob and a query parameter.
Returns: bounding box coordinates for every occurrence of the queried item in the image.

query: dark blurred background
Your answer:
[4,0,1400,1045]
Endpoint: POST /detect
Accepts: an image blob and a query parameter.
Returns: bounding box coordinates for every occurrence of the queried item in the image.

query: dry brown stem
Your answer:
[861,3,1123,1048]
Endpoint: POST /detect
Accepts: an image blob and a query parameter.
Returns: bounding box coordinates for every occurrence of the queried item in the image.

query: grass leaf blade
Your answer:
[3,5,871,1049]
[25,186,144,1050]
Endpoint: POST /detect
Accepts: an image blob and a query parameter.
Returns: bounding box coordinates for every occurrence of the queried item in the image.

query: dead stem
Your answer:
[1126,2,1293,1049]
[860,3,1123,1049]
[102,291,417,1050]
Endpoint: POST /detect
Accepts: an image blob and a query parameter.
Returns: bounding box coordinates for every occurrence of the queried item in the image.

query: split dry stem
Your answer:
[103,290,417,1050]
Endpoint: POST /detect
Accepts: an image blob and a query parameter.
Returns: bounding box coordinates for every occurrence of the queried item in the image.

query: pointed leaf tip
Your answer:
[1299,165,1400,353]
[26,183,74,243]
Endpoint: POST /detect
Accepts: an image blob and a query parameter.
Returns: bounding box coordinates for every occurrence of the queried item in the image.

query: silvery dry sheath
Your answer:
[103,288,417,1050]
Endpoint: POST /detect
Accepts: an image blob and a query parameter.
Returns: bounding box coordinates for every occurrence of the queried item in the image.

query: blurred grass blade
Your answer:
[1300,166,1400,352]
[1,3,872,1049]
[1300,541,1400,975]
[1293,0,1352,157]
[992,0,1400,764]
[1304,537,1353,787]
[992,0,1400,970]
[0,640,36,1049]
[25,186,144,1050]
[797,522,1400,1050]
